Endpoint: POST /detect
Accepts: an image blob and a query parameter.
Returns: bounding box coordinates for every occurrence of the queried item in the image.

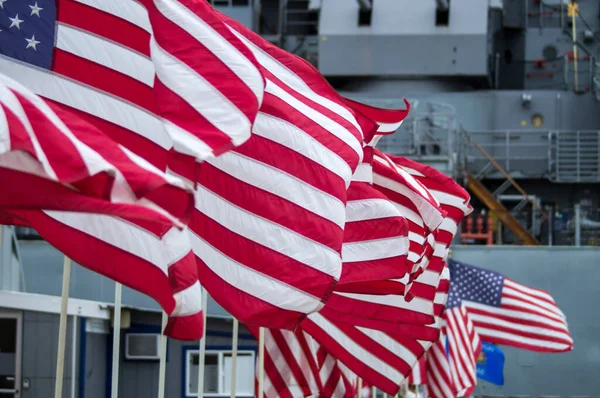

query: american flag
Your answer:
[0,0,267,339]
[189,12,370,329]
[447,259,573,353]
[0,71,205,340]
[425,260,573,398]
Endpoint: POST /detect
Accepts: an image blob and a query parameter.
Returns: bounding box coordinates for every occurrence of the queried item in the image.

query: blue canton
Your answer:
[446,259,505,309]
[0,0,56,69]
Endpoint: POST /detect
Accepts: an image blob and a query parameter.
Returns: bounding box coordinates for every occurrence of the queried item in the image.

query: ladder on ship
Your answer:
[463,133,547,245]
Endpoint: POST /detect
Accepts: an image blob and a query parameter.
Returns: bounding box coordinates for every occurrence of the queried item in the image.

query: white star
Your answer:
[9,13,23,29]
[0,0,7,9]
[25,34,40,51]
[29,2,43,16]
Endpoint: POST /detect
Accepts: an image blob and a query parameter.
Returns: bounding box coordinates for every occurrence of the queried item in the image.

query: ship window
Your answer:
[531,114,544,127]
[543,45,558,61]
[358,8,372,26]
[436,0,450,26]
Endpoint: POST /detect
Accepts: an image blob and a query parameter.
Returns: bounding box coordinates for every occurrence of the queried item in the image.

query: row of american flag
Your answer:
[0,0,572,397]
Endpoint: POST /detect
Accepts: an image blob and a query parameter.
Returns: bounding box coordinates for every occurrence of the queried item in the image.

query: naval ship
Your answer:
[0,1,598,398]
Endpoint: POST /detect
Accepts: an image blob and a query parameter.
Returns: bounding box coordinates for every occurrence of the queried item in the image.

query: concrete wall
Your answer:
[452,246,600,398]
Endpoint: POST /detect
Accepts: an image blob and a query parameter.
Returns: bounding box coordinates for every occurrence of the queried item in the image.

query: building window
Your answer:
[185,350,255,397]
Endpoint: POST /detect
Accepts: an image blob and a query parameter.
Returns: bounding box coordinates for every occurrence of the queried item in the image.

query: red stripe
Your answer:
[52,49,157,114]
[190,210,335,301]
[269,330,314,396]
[260,93,360,174]
[197,160,341,251]
[11,91,92,188]
[344,217,408,242]
[301,320,400,396]
[339,256,407,285]
[145,0,259,123]
[233,133,346,204]
[46,100,168,171]
[8,210,176,313]
[57,0,151,56]
[195,254,306,329]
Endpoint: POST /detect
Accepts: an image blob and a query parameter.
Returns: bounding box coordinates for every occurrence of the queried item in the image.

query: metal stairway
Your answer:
[464,133,544,245]
[550,131,600,183]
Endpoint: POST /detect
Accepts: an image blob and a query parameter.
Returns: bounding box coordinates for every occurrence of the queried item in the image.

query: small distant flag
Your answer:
[476,342,505,386]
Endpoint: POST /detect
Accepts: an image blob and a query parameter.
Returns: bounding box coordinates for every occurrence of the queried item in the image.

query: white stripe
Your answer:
[334,292,432,315]
[190,233,322,313]
[377,120,403,133]
[373,171,443,230]
[401,165,425,177]
[151,38,251,146]
[391,201,424,228]
[0,79,57,179]
[342,235,408,262]
[463,301,569,331]
[408,231,426,245]
[355,327,419,365]
[504,279,565,317]
[474,326,572,351]
[438,218,458,235]
[430,189,472,215]
[468,312,572,341]
[74,0,152,32]
[308,313,404,382]
[253,112,352,185]
[43,212,186,275]
[351,163,372,183]
[503,285,565,319]
[266,80,363,161]
[154,0,264,102]
[375,155,434,202]
[0,56,172,149]
[56,24,154,86]
[162,118,214,160]
[207,149,345,228]
[500,297,567,323]
[228,27,363,133]
[195,184,342,279]
[171,281,203,317]
[280,331,318,391]
[345,198,402,223]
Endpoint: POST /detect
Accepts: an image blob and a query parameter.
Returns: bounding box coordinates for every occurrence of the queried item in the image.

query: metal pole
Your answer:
[54,256,72,398]
[572,6,579,92]
[157,312,169,398]
[371,386,376,397]
[71,315,77,398]
[574,204,581,246]
[111,283,122,398]
[564,53,569,90]
[197,289,208,398]
[357,378,362,398]
[230,318,239,398]
[257,328,265,398]
[494,52,500,88]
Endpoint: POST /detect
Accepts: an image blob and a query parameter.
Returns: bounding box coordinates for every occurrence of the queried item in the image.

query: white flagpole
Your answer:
[230,318,239,398]
[71,315,78,398]
[111,282,123,398]
[357,378,362,398]
[197,288,208,398]
[257,327,265,398]
[157,311,169,398]
[54,256,72,398]
[371,386,376,398]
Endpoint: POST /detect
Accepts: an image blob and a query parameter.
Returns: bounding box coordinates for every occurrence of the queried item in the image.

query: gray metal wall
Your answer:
[452,246,600,398]
[20,313,78,398]
[317,0,490,76]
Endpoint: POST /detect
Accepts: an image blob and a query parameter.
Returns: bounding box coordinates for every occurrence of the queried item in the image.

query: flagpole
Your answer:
[157,311,169,398]
[371,386,376,397]
[54,256,72,398]
[111,282,123,398]
[197,288,208,398]
[257,327,265,398]
[357,378,362,398]
[230,318,239,398]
